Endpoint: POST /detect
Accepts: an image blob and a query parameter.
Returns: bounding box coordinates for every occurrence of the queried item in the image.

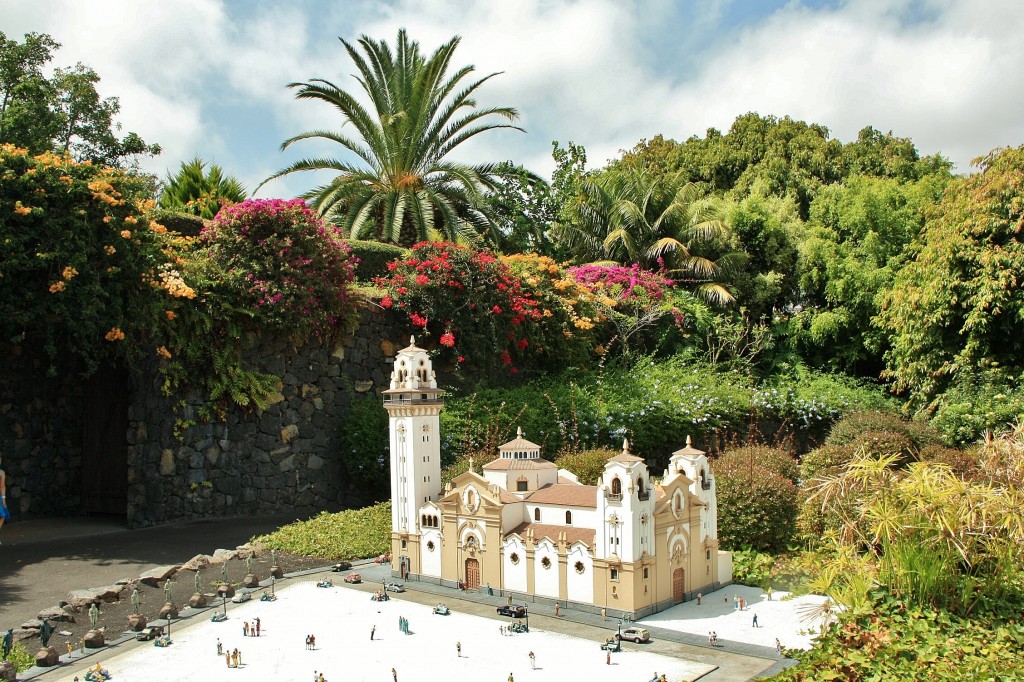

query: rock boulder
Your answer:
[140,565,180,587]
[35,646,59,666]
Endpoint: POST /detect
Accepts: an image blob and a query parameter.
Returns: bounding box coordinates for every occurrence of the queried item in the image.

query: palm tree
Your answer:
[158,156,247,219]
[556,167,738,305]
[259,30,522,247]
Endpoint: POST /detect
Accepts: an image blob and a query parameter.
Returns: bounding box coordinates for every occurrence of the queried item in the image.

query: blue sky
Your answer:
[4,0,1023,199]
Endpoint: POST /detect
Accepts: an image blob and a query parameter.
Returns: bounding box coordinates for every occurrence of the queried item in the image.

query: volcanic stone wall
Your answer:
[125,306,403,527]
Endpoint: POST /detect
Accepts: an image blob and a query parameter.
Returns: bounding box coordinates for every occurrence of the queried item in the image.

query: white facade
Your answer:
[385,344,730,617]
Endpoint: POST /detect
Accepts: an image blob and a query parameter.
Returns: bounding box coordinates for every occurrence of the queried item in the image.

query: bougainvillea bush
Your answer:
[199,199,356,338]
[374,242,597,376]
[0,144,186,376]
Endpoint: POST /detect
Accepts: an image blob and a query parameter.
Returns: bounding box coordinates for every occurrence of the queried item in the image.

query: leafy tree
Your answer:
[158,156,247,219]
[262,29,521,246]
[791,174,949,373]
[877,146,1024,408]
[555,166,737,304]
[482,161,556,255]
[0,32,159,167]
[714,187,802,320]
[554,447,617,485]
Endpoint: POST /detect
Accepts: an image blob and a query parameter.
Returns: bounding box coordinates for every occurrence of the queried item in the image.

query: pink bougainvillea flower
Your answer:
[440,332,456,347]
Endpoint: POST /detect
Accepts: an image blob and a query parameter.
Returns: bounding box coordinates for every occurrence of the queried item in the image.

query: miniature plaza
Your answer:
[38,576,825,682]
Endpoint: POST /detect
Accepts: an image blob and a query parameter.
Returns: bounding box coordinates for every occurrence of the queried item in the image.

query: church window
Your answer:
[611,477,622,496]
[427,541,435,552]
[510,552,520,565]
[706,549,711,561]
[401,539,407,549]
[534,508,540,522]
[565,511,572,525]
[516,478,528,492]
[541,557,552,569]
[575,561,585,574]
[643,567,649,579]
[610,568,619,581]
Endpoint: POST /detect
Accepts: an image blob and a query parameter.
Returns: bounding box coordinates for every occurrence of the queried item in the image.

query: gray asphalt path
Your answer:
[0,513,302,632]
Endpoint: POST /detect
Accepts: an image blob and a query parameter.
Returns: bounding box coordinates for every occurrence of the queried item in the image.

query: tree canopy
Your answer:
[0,31,160,167]
[261,29,521,247]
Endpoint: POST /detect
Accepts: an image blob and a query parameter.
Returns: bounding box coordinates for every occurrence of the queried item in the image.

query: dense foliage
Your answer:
[878,145,1024,410]
[157,156,247,219]
[199,199,356,337]
[252,502,392,559]
[0,145,181,376]
[774,591,1024,681]
[375,242,600,375]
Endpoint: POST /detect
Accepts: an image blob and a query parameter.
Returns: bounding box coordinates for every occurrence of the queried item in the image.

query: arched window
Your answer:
[637,477,644,493]
[565,510,572,525]
[534,507,541,522]
[611,477,622,496]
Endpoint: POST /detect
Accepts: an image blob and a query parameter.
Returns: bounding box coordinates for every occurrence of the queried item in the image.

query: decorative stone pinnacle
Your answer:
[686,434,692,447]
[516,426,523,438]
[622,437,631,453]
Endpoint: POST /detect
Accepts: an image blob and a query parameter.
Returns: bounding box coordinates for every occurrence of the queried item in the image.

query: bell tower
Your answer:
[384,337,444,544]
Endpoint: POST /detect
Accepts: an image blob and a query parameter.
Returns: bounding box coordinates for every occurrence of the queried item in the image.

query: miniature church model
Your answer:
[385,338,731,618]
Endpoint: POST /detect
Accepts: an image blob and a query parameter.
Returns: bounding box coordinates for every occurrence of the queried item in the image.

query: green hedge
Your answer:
[345,239,408,281]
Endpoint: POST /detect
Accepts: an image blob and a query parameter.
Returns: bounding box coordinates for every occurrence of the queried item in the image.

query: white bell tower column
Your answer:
[384,337,444,539]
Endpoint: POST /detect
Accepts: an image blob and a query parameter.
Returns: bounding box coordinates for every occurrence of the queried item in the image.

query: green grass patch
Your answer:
[251,501,391,560]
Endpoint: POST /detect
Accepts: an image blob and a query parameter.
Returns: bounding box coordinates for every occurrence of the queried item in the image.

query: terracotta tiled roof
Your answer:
[498,490,522,504]
[482,458,557,471]
[498,427,542,453]
[608,451,644,463]
[525,483,597,508]
[505,521,596,547]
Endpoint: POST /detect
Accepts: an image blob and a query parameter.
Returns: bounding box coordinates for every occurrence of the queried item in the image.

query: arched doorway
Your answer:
[672,568,685,603]
[465,558,480,590]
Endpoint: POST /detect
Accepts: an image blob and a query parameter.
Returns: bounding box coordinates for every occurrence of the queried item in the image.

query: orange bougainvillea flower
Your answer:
[120,230,132,239]
[104,327,125,341]
[155,346,172,359]
[62,266,78,280]
[49,281,66,293]
[165,310,177,320]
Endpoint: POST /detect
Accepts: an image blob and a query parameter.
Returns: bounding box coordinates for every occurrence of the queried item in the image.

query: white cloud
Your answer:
[3,0,1022,191]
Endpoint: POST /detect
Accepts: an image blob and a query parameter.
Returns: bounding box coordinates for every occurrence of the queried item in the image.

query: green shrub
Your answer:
[554,448,618,485]
[346,239,407,281]
[6,641,34,673]
[338,393,390,496]
[252,502,391,559]
[826,410,942,452]
[916,444,979,479]
[929,372,1024,446]
[148,208,206,236]
[714,448,799,553]
[799,444,852,481]
[724,446,799,483]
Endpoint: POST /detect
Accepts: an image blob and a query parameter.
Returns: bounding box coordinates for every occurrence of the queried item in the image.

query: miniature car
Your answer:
[316,578,334,588]
[374,552,392,564]
[600,637,621,652]
[344,573,362,584]
[433,603,450,615]
[331,561,352,572]
[616,627,650,643]
[384,581,405,593]
[136,626,164,641]
[496,604,527,618]
[231,591,251,603]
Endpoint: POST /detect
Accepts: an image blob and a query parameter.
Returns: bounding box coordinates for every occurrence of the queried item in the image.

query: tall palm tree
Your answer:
[158,156,247,219]
[556,167,738,305]
[260,30,522,246]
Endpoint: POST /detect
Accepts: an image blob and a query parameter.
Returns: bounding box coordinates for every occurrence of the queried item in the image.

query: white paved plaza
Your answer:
[641,584,830,651]
[48,582,716,682]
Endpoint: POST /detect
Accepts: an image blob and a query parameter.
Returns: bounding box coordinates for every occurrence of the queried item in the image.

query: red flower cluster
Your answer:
[374,242,549,373]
